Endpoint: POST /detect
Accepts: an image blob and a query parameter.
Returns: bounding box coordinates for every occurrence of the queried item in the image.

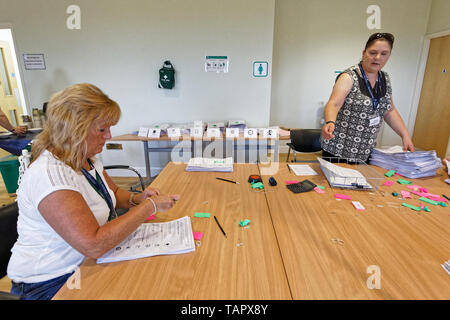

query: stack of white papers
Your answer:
[288,164,318,176]
[97,216,195,264]
[318,157,372,189]
[186,157,233,172]
[370,146,442,179]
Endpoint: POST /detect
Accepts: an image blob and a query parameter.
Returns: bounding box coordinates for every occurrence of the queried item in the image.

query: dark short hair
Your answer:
[365,33,394,50]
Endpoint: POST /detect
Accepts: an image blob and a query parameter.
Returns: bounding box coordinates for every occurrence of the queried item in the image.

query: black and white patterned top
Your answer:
[321,64,393,162]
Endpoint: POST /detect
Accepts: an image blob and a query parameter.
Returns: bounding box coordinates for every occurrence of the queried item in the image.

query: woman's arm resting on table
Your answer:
[322,73,353,140]
[38,189,179,259]
[383,97,414,152]
[102,170,162,209]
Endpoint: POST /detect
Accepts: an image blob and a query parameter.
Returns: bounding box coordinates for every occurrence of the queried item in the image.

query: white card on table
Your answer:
[167,128,181,138]
[138,127,149,137]
[263,128,278,138]
[206,128,221,138]
[147,128,161,138]
[226,128,239,138]
[190,127,203,138]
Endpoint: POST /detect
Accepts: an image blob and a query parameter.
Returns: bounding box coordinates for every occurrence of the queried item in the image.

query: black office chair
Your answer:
[0,202,20,300]
[286,129,322,162]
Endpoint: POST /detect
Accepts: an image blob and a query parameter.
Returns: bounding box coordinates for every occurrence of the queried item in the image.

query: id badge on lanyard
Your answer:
[368,114,381,127]
[359,63,382,112]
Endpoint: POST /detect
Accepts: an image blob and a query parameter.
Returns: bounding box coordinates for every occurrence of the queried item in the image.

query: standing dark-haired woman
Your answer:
[321,33,414,163]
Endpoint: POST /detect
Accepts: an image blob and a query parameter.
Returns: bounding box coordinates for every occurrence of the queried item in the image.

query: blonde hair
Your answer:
[32,83,121,171]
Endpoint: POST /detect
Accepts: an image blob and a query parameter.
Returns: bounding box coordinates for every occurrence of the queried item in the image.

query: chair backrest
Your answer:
[289,129,322,153]
[0,202,19,278]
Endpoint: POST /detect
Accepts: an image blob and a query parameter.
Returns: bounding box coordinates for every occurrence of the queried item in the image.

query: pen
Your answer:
[287,164,291,173]
[216,177,239,184]
[442,194,450,201]
[214,216,227,238]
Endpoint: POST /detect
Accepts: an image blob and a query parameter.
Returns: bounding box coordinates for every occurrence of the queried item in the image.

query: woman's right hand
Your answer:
[321,123,335,140]
[147,194,180,213]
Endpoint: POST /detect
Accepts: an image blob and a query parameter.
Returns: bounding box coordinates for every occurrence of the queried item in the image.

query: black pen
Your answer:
[214,216,227,238]
[287,164,291,173]
[216,177,239,185]
[442,194,450,202]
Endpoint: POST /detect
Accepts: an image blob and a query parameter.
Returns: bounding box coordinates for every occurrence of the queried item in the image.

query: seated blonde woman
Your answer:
[7,83,179,300]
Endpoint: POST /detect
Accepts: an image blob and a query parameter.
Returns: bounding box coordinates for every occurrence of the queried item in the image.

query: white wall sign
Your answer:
[205,56,229,73]
[167,128,181,138]
[244,128,258,138]
[138,127,149,137]
[226,128,239,138]
[206,128,221,138]
[253,61,268,77]
[147,128,161,138]
[366,5,381,30]
[66,4,81,30]
[23,54,46,70]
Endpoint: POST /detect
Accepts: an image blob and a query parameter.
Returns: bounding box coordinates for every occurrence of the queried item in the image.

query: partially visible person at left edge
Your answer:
[0,108,27,134]
[321,32,414,163]
[7,83,180,300]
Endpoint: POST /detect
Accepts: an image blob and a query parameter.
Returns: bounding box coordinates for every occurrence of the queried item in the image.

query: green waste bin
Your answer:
[0,155,20,194]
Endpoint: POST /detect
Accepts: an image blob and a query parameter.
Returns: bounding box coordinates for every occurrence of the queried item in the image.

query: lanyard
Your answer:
[359,63,382,111]
[81,159,117,221]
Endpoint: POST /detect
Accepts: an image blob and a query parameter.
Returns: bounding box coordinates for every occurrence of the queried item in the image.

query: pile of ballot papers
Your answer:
[370,146,442,179]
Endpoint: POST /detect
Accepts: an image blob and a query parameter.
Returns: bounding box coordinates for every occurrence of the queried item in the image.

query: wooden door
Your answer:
[412,35,450,158]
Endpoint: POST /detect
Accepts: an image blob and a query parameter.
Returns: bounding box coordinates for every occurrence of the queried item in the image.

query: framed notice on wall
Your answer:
[23,54,46,70]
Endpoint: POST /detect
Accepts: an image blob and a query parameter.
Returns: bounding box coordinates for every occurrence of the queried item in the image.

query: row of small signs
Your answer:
[138,127,279,139]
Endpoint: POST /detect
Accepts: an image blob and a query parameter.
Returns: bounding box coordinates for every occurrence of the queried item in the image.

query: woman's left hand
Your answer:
[402,137,415,152]
[133,186,161,204]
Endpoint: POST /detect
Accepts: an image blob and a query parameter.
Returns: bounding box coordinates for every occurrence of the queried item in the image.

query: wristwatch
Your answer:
[325,121,335,125]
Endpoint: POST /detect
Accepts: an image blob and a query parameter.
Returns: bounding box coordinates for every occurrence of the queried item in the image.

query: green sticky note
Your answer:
[423,206,431,212]
[419,197,439,205]
[439,202,447,207]
[402,203,421,211]
[239,219,250,227]
[317,185,325,190]
[385,170,396,177]
[397,179,412,185]
[194,212,211,218]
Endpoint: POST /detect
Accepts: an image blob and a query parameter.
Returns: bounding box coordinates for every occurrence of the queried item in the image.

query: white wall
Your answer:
[427,0,450,34]
[1,0,275,175]
[270,0,432,148]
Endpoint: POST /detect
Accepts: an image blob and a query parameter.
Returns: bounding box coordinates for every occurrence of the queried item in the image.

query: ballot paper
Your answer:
[97,216,195,264]
[318,157,372,189]
[288,164,318,176]
[370,146,442,179]
[186,157,233,172]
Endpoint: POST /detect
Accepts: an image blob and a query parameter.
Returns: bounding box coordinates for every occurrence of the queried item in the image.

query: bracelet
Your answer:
[128,193,138,206]
[325,121,335,125]
[146,197,157,214]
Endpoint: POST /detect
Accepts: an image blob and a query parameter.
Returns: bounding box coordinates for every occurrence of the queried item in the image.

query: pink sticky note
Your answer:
[419,188,428,193]
[420,203,425,210]
[313,187,325,194]
[335,193,351,200]
[383,181,394,186]
[411,190,426,197]
[401,191,412,199]
[146,214,155,221]
[286,180,300,185]
[193,231,203,241]
[394,172,404,177]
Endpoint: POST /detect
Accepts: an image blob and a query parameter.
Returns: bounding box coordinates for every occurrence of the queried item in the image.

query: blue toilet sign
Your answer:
[253,61,268,77]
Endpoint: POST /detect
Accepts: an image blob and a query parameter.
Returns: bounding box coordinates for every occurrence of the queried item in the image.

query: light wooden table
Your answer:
[263,163,450,299]
[54,162,450,300]
[109,133,289,184]
[54,162,291,300]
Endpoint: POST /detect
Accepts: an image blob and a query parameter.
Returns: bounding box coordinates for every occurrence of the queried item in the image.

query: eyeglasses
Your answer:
[371,33,394,42]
